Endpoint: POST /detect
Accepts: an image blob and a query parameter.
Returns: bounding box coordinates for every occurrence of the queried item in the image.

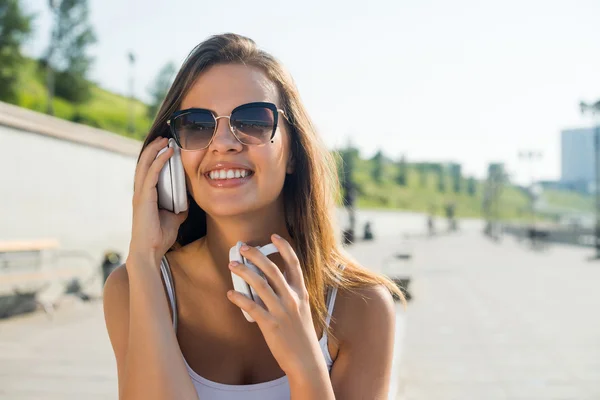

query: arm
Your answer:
[328,284,397,399]
[103,258,197,400]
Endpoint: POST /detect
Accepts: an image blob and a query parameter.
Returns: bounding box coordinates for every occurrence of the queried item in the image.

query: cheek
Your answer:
[181,151,205,186]
[258,142,288,176]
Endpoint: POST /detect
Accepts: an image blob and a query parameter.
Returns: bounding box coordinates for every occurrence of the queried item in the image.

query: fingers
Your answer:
[134,137,169,195]
[141,143,174,197]
[228,260,284,315]
[226,289,272,326]
[159,204,188,231]
[239,245,289,296]
[270,235,304,290]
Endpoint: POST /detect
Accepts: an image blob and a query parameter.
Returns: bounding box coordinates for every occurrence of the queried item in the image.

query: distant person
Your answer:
[445,202,457,232]
[102,33,402,399]
[363,221,374,240]
[427,205,436,236]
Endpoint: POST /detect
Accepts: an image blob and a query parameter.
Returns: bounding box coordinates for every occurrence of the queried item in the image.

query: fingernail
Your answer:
[273,234,281,240]
[241,245,250,251]
[229,261,239,269]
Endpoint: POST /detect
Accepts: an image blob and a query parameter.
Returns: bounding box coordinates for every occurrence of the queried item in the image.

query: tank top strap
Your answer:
[159,255,178,331]
[324,264,346,330]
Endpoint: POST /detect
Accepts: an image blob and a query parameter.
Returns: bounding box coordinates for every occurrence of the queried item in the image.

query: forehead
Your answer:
[181,64,281,113]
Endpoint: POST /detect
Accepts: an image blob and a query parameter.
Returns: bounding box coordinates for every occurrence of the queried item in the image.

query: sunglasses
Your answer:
[167,102,289,151]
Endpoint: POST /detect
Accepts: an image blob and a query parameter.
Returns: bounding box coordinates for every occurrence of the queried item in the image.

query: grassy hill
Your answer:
[15,58,152,140]
[350,156,531,220]
[9,57,595,221]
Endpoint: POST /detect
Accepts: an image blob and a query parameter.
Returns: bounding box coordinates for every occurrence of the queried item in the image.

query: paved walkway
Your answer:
[389,227,600,400]
[0,299,116,399]
[1,221,599,399]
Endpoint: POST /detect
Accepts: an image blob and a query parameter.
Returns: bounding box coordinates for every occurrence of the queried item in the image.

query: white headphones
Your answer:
[229,241,279,323]
[156,138,188,214]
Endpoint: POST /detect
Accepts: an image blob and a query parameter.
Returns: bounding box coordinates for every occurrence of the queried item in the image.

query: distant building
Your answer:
[561,127,598,193]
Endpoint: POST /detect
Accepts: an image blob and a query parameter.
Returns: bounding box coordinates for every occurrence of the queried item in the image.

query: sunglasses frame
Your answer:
[166,101,289,151]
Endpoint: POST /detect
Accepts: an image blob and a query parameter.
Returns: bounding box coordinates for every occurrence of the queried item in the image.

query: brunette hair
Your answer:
[138,33,405,337]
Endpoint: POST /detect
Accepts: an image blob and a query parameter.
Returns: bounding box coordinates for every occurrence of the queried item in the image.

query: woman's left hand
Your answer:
[226,234,327,379]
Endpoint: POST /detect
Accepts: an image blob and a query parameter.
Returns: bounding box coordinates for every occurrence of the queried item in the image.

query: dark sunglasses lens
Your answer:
[230,106,275,145]
[173,111,215,149]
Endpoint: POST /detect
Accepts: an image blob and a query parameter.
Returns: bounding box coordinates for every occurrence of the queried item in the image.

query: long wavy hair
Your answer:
[138,33,404,337]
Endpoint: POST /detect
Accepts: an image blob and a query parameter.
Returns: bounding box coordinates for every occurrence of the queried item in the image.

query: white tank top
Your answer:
[159,256,344,400]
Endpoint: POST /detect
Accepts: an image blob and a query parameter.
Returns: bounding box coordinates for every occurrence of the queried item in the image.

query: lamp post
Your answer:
[341,139,357,245]
[128,51,136,134]
[518,150,543,232]
[580,100,600,259]
[46,0,60,115]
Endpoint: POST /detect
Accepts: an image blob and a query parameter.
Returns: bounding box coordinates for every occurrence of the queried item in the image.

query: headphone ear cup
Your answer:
[157,145,175,212]
[229,241,258,323]
[168,139,188,214]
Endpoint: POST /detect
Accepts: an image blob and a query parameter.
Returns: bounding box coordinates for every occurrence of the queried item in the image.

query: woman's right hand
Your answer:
[128,136,188,266]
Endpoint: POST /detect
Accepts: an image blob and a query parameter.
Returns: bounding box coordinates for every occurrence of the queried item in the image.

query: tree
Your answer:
[417,163,427,187]
[396,154,407,186]
[482,163,506,222]
[450,163,462,193]
[147,61,176,119]
[436,164,446,193]
[371,150,384,183]
[0,0,34,102]
[46,0,96,107]
[339,141,359,244]
[467,177,477,196]
[339,144,359,205]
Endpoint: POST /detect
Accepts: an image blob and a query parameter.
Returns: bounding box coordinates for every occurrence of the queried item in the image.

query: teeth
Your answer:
[208,169,252,180]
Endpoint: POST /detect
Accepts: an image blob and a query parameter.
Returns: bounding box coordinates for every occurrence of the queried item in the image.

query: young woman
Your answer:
[103,33,403,400]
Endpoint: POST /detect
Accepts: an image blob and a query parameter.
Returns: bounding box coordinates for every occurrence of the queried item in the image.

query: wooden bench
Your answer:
[0,239,88,318]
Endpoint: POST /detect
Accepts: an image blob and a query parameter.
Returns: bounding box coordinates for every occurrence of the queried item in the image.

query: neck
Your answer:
[201,201,292,283]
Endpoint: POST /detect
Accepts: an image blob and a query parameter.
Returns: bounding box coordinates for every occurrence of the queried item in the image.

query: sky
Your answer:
[21,0,600,185]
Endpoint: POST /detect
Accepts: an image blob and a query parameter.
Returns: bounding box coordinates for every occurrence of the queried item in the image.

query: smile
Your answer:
[207,169,254,180]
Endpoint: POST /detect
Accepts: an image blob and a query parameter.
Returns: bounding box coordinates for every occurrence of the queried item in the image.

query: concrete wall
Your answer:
[0,101,142,281]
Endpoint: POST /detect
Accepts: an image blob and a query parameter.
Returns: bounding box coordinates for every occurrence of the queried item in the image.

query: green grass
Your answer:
[15,57,152,140]
[541,189,594,213]
[351,157,531,220]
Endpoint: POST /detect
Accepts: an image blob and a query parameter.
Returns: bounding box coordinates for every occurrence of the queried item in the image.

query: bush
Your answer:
[55,71,92,104]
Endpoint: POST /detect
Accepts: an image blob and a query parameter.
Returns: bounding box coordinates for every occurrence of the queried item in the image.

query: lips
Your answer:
[202,162,255,188]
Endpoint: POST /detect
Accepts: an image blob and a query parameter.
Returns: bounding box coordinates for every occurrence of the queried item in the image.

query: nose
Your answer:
[209,116,243,153]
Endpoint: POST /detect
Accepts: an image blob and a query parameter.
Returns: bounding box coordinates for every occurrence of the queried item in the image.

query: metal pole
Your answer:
[46,0,58,116]
[595,124,600,258]
[128,52,136,134]
[528,152,536,233]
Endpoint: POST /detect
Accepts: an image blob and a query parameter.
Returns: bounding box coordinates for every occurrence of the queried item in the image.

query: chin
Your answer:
[200,198,264,219]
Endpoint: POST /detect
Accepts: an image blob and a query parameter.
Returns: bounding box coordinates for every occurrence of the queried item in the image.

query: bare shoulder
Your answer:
[104,264,130,295]
[328,280,397,398]
[334,283,395,343]
[103,264,130,312]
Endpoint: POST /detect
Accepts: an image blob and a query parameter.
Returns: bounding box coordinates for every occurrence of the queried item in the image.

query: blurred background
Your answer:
[1,0,599,399]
